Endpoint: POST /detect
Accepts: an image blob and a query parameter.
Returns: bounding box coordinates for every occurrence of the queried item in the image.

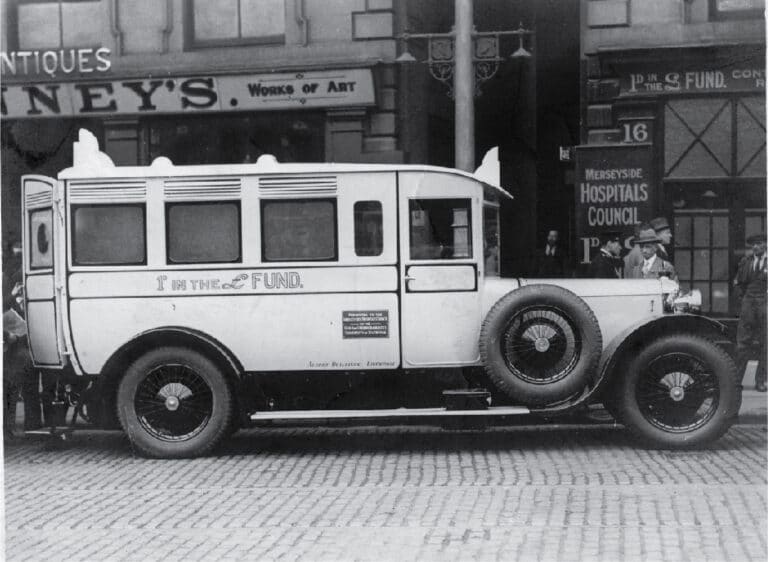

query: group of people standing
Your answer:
[587,217,676,280]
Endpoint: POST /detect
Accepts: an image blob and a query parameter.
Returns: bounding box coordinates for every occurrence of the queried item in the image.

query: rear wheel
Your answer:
[616,334,740,448]
[117,347,233,458]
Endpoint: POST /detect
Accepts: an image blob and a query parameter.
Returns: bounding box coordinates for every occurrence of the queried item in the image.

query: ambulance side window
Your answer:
[354,201,383,257]
[72,204,146,266]
[409,199,472,260]
[261,199,337,261]
[167,202,241,264]
[29,208,53,269]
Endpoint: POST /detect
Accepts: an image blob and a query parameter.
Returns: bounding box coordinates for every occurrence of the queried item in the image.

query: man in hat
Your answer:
[650,216,673,261]
[734,232,767,392]
[624,222,652,278]
[628,228,677,280]
[588,231,623,278]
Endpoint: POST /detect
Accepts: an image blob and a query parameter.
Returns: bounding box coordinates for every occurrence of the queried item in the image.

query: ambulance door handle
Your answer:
[404,275,416,282]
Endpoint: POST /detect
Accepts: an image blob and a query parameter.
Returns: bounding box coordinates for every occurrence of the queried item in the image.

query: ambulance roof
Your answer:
[58,129,512,200]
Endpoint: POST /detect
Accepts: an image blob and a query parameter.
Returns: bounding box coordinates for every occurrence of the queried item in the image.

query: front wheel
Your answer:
[616,334,741,448]
[117,347,233,458]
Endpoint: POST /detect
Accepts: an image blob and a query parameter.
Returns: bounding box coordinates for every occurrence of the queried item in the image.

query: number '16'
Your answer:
[622,122,649,143]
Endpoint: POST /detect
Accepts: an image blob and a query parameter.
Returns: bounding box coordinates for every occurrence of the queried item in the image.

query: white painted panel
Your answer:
[69,294,400,374]
[406,265,475,292]
[27,302,60,365]
[69,266,398,297]
[25,275,54,300]
[587,0,629,27]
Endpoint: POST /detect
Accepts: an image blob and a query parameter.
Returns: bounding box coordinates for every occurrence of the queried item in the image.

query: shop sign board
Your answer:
[1,69,375,119]
[619,64,765,95]
[574,144,656,264]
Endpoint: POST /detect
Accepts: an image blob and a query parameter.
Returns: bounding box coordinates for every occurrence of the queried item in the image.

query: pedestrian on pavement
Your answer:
[534,229,565,277]
[623,222,652,278]
[734,232,767,392]
[588,231,623,278]
[2,240,42,438]
[650,216,673,260]
[627,228,677,280]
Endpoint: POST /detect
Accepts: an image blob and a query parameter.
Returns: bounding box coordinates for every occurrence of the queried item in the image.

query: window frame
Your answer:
[28,208,54,271]
[185,0,286,50]
[165,201,243,265]
[260,198,339,263]
[709,0,765,21]
[12,0,102,51]
[353,200,384,258]
[71,203,147,267]
[408,198,474,261]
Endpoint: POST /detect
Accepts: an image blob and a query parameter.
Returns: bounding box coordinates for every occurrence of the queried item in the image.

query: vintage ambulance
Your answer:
[21,130,740,458]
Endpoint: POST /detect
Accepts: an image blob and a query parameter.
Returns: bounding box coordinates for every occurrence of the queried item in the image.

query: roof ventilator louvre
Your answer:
[165,177,241,199]
[25,191,53,207]
[259,175,337,195]
[69,179,147,201]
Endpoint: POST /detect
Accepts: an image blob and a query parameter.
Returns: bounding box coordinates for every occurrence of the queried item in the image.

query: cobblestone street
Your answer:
[3,423,767,561]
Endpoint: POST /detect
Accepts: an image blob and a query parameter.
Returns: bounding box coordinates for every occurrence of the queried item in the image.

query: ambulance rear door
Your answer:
[22,175,67,368]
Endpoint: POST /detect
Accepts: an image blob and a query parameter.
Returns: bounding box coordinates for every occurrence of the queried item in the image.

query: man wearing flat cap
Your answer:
[628,228,677,280]
[650,216,673,261]
[734,232,767,392]
[588,231,623,278]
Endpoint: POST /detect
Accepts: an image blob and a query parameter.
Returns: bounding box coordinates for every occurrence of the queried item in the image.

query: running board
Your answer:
[250,406,530,421]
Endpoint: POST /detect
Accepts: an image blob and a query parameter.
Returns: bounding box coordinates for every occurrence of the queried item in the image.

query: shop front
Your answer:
[577,46,766,318]
[1,66,379,241]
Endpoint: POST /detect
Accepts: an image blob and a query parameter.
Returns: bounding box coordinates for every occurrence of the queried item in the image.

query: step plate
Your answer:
[250,406,529,421]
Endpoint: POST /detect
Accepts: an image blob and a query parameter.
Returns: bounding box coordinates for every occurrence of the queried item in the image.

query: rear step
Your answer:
[250,405,529,421]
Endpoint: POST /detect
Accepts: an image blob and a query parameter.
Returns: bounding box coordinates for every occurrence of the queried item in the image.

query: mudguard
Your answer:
[532,314,729,415]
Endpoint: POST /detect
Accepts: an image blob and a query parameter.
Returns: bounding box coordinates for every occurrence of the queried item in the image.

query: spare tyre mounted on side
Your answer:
[480,285,602,406]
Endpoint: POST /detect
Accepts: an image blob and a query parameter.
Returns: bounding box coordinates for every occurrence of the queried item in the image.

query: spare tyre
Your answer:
[479,284,602,406]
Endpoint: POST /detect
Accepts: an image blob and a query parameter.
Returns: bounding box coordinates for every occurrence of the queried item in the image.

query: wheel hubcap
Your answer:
[164,395,180,411]
[534,337,550,353]
[669,386,685,402]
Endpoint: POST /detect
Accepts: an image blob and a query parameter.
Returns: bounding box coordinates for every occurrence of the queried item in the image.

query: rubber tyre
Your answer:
[479,285,602,406]
[615,334,740,449]
[117,347,233,458]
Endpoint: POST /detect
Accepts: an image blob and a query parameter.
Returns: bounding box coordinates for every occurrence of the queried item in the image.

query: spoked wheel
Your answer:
[480,285,602,406]
[617,334,740,448]
[502,306,580,385]
[134,365,214,442]
[117,347,233,458]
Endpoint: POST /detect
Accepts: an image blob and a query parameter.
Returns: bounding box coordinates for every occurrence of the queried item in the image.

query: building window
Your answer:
[261,199,337,262]
[29,209,53,269]
[72,204,146,266]
[188,0,285,48]
[354,201,383,257]
[167,202,241,264]
[409,199,472,260]
[674,211,731,314]
[664,97,765,179]
[16,0,104,50]
[710,0,765,20]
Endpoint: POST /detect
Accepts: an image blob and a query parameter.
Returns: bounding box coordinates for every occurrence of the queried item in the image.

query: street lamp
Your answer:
[396,0,533,172]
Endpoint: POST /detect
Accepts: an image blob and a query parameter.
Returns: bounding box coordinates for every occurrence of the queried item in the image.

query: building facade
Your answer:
[1,0,406,242]
[579,0,766,317]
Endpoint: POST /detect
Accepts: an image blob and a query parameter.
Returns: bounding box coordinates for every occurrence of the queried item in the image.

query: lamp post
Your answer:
[396,0,533,172]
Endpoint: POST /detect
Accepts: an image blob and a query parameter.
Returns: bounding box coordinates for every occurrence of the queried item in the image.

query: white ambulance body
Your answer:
[21,130,740,458]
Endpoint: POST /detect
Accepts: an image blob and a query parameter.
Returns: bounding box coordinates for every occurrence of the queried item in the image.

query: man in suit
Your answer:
[624,222,652,278]
[650,216,673,261]
[628,228,677,280]
[535,229,565,277]
[588,231,623,278]
[734,232,767,392]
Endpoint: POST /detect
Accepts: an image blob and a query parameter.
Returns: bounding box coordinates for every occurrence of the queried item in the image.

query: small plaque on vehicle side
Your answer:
[342,310,389,338]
